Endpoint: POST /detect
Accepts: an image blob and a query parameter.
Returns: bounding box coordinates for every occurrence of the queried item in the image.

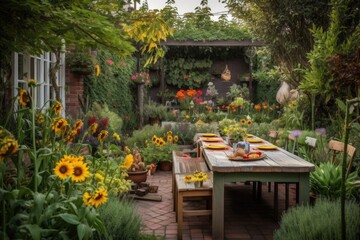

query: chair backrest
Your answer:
[328,140,357,176]
[268,130,278,144]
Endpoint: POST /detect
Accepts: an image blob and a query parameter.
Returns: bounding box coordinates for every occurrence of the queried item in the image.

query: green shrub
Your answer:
[125,124,165,149]
[171,122,197,145]
[98,197,142,240]
[143,101,168,121]
[274,198,360,240]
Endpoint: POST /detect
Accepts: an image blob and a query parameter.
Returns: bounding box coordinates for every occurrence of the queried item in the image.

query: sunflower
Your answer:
[18,89,30,107]
[52,118,68,135]
[173,135,179,143]
[90,123,98,134]
[52,101,62,116]
[184,175,192,183]
[247,120,253,125]
[151,135,157,142]
[240,119,246,125]
[91,188,108,207]
[97,130,109,142]
[158,138,166,146]
[167,135,173,143]
[66,130,77,144]
[113,133,120,141]
[37,114,45,124]
[28,79,37,87]
[73,120,83,131]
[0,137,19,161]
[82,192,93,207]
[121,154,134,170]
[53,160,73,180]
[61,155,82,163]
[71,161,90,182]
[95,173,104,181]
[95,64,101,77]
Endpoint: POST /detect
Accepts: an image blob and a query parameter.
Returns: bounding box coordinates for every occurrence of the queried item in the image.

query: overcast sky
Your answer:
[141,0,229,18]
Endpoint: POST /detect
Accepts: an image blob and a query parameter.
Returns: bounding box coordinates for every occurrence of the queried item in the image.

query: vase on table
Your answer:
[194,181,204,188]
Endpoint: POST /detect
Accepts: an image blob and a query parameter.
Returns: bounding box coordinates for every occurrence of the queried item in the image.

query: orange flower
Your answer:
[176,90,186,100]
[254,104,262,111]
[186,89,197,97]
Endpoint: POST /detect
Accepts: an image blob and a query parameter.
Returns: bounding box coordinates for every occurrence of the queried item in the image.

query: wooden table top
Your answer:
[200,137,315,173]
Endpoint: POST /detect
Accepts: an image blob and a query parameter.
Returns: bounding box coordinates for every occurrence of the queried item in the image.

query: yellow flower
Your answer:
[18,89,30,107]
[185,115,190,120]
[52,117,68,135]
[52,101,62,116]
[174,135,179,142]
[0,136,19,161]
[71,161,90,182]
[184,175,192,183]
[167,135,173,143]
[98,130,109,142]
[121,154,134,169]
[113,133,120,141]
[167,131,172,136]
[82,192,92,207]
[53,160,73,180]
[28,79,37,87]
[66,130,77,144]
[61,155,83,163]
[73,120,83,131]
[90,123,98,134]
[95,64,101,77]
[37,114,45,124]
[124,146,131,154]
[90,188,108,207]
[195,119,205,125]
[151,135,157,143]
[247,119,252,125]
[95,173,104,181]
[240,119,246,125]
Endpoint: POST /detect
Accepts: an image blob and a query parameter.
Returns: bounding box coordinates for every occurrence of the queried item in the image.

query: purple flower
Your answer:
[315,128,326,136]
[290,129,302,138]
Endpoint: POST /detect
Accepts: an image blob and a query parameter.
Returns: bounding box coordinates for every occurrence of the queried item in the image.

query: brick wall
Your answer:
[65,70,84,118]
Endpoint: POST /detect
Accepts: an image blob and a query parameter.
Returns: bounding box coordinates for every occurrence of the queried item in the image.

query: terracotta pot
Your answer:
[159,160,172,171]
[126,170,148,184]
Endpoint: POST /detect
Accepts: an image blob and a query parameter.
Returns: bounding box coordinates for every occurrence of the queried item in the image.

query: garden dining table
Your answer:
[198,136,315,240]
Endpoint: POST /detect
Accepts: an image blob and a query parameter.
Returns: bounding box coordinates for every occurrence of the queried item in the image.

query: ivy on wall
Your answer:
[84,50,138,132]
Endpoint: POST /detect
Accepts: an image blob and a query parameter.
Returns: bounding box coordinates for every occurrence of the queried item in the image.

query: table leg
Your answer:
[212,172,225,240]
[299,173,310,205]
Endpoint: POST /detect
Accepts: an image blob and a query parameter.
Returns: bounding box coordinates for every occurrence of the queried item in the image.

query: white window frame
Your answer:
[12,51,66,115]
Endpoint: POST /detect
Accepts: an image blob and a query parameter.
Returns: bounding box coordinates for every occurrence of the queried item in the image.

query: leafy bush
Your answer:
[143,101,168,121]
[310,162,360,199]
[125,124,165,149]
[171,122,197,145]
[274,198,360,240]
[98,197,142,240]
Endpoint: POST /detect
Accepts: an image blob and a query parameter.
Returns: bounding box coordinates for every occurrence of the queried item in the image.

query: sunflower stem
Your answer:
[30,87,38,193]
[2,198,5,240]
[45,178,58,199]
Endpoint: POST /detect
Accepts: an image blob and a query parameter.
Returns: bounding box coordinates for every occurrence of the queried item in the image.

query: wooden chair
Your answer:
[328,140,357,176]
[172,151,213,239]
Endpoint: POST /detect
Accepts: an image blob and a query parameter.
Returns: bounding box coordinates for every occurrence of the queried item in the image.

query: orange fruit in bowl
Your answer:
[248,154,260,159]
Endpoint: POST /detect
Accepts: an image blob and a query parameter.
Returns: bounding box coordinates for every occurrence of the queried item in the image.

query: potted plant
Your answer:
[143,100,168,125]
[141,132,179,171]
[122,148,151,184]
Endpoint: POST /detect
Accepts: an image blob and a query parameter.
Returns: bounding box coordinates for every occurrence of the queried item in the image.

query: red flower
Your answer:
[106,59,113,65]
[197,89,202,96]
[101,117,109,127]
[88,116,97,126]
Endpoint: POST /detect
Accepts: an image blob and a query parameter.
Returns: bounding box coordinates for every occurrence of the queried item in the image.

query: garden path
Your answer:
[135,171,297,240]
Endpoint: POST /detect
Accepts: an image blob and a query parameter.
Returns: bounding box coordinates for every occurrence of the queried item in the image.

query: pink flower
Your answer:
[106,59,113,65]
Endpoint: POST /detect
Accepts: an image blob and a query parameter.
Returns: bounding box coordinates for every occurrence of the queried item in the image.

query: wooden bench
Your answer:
[172,151,213,240]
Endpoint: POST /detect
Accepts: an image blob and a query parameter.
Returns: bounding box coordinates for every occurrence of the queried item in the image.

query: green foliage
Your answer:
[143,101,168,121]
[274,198,360,240]
[66,49,95,75]
[226,84,250,101]
[141,141,179,164]
[84,51,136,133]
[166,58,212,88]
[171,123,197,145]
[310,162,360,199]
[91,102,123,134]
[125,125,165,149]
[98,197,142,240]
[247,122,277,140]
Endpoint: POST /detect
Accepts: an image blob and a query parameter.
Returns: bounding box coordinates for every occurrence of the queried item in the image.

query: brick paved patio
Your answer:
[135,170,298,240]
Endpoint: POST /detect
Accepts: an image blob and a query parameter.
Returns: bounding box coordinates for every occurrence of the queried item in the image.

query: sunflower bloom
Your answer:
[247,120,252,125]
[82,192,93,206]
[0,137,19,161]
[90,188,108,207]
[240,119,246,125]
[95,64,101,77]
[61,155,83,164]
[121,154,134,170]
[113,133,120,141]
[174,135,179,142]
[18,89,30,107]
[73,120,83,131]
[98,130,109,142]
[66,130,77,144]
[37,114,45,124]
[71,161,90,182]
[28,79,37,87]
[54,160,73,180]
[95,173,104,181]
[52,118,68,135]
[167,135,173,143]
[90,123,98,134]
[151,135,157,142]
[52,101,62,116]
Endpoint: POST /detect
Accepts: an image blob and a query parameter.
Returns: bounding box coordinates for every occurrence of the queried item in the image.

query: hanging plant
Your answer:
[66,50,95,76]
